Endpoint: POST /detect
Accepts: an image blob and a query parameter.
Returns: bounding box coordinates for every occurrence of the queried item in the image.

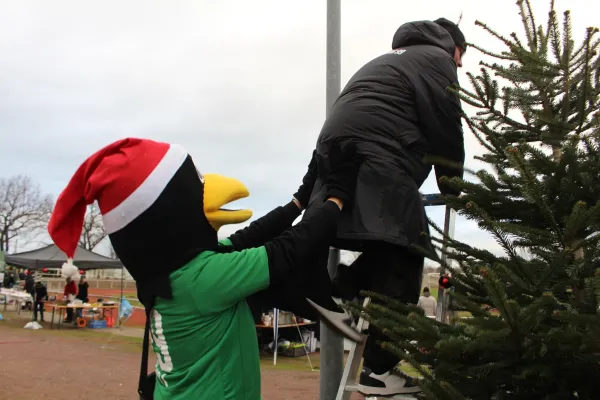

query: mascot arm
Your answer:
[192,200,339,312]
[228,201,301,251]
[264,200,340,286]
[190,246,271,313]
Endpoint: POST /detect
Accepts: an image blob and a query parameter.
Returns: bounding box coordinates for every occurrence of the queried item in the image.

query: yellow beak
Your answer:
[203,173,253,231]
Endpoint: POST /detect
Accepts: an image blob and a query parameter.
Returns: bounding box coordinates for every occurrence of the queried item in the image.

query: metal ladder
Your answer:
[335,194,456,400]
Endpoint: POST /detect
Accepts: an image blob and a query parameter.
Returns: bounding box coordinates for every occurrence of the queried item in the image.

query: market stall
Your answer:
[256,308,317,368]
[4,245,125,328]
[0,288,33,314]
[46,302,119,330]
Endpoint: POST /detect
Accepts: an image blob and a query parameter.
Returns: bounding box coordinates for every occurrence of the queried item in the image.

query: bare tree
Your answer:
[107,241,118,259]
[78,202,107,251]
[0,175,53,252]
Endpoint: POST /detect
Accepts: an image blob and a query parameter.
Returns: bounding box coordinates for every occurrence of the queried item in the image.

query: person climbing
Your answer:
[46,137,362,400]
[251,17,467,397]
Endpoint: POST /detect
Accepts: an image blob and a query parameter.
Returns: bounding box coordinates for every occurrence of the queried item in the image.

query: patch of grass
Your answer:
[259,351,320,371]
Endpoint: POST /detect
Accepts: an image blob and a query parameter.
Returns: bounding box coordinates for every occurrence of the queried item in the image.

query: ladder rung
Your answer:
[335,297,371,400]
[344,384,359,392]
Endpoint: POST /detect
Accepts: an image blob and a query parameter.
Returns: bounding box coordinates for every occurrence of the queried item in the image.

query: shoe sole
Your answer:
[305,298,365,343]
[357,383,422,396]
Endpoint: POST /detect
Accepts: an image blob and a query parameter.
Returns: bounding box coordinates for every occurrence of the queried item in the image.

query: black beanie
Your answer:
[434,17,467,52]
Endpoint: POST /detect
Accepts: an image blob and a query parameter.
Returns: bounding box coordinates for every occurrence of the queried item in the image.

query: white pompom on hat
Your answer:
[61,259,79,279]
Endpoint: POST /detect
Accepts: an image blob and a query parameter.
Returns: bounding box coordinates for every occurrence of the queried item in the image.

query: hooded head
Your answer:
[48,138,252,300]
[392,18,467,67]
[433,18,467,52]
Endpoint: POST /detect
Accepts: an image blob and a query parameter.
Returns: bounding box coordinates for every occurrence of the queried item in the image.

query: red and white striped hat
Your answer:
[48,138,189,261]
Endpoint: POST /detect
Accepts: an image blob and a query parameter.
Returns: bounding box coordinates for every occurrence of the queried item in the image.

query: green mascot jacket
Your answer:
[150,199,342,399]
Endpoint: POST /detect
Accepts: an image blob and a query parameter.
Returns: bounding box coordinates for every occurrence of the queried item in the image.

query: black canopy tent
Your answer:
[5,245,127,325]
[4,244,122,270]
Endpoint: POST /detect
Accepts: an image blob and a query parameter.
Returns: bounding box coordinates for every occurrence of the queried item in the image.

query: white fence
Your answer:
[43,277,136,293]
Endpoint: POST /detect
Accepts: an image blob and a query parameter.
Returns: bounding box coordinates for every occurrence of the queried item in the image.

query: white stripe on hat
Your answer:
[102,144,188,234]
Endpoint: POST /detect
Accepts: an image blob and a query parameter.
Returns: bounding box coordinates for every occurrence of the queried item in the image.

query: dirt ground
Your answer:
[0,316,365,400]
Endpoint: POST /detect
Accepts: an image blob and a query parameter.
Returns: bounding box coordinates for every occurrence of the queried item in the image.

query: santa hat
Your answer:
[48,138,189,273]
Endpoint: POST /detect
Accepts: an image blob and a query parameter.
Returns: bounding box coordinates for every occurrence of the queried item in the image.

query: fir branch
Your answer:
[524,0,539,48]
[517,0,537,50]
[463,118,496,153]
[576,28,597,134]
[505,146,564,242]
[563,201,589,244]
[548,6,562,64]
[561,10,574,66]
[495,261,533,292]
[466,88,546,136]
[467,43,518,61]
[462,201,534,282]
[474,20,520,51]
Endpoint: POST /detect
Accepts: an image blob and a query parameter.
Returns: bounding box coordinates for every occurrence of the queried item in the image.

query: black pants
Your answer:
[65,307,74,322]
[333,242,424,374]
[33,301,45,321]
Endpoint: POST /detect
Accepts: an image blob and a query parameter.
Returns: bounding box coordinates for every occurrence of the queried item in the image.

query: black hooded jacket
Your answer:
[309,20,465,257]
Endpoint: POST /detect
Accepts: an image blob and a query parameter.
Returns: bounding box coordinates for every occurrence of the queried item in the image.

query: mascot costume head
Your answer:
[48,138,253,304]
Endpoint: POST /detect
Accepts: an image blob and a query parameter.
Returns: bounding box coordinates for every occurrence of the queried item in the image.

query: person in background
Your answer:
[24,272,35,294]
[6,272,15,288]
[34,281,48,322]
[417,287,437,318]
[24,272,35,310]
[63,276,77,323]
[75,276,89,318]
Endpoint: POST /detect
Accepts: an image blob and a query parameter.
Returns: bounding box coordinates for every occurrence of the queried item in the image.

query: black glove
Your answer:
[293,150,318,208]
[319,140,362,206]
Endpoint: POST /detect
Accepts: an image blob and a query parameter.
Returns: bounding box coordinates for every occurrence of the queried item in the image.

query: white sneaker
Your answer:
[358,366,422,396]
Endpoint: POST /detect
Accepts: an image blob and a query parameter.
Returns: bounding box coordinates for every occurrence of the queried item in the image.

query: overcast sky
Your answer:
[0,0,597,258]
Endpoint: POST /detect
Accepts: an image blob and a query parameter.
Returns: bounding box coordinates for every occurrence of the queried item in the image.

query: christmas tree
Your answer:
[355,1,600,399]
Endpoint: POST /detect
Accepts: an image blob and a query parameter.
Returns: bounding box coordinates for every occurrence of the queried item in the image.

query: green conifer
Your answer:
[356,2,600,398]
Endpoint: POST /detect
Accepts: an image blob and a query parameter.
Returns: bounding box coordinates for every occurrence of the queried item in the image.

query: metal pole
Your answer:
[436,206,457,323]
[320,1,343,399]
[119,265,124,327]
